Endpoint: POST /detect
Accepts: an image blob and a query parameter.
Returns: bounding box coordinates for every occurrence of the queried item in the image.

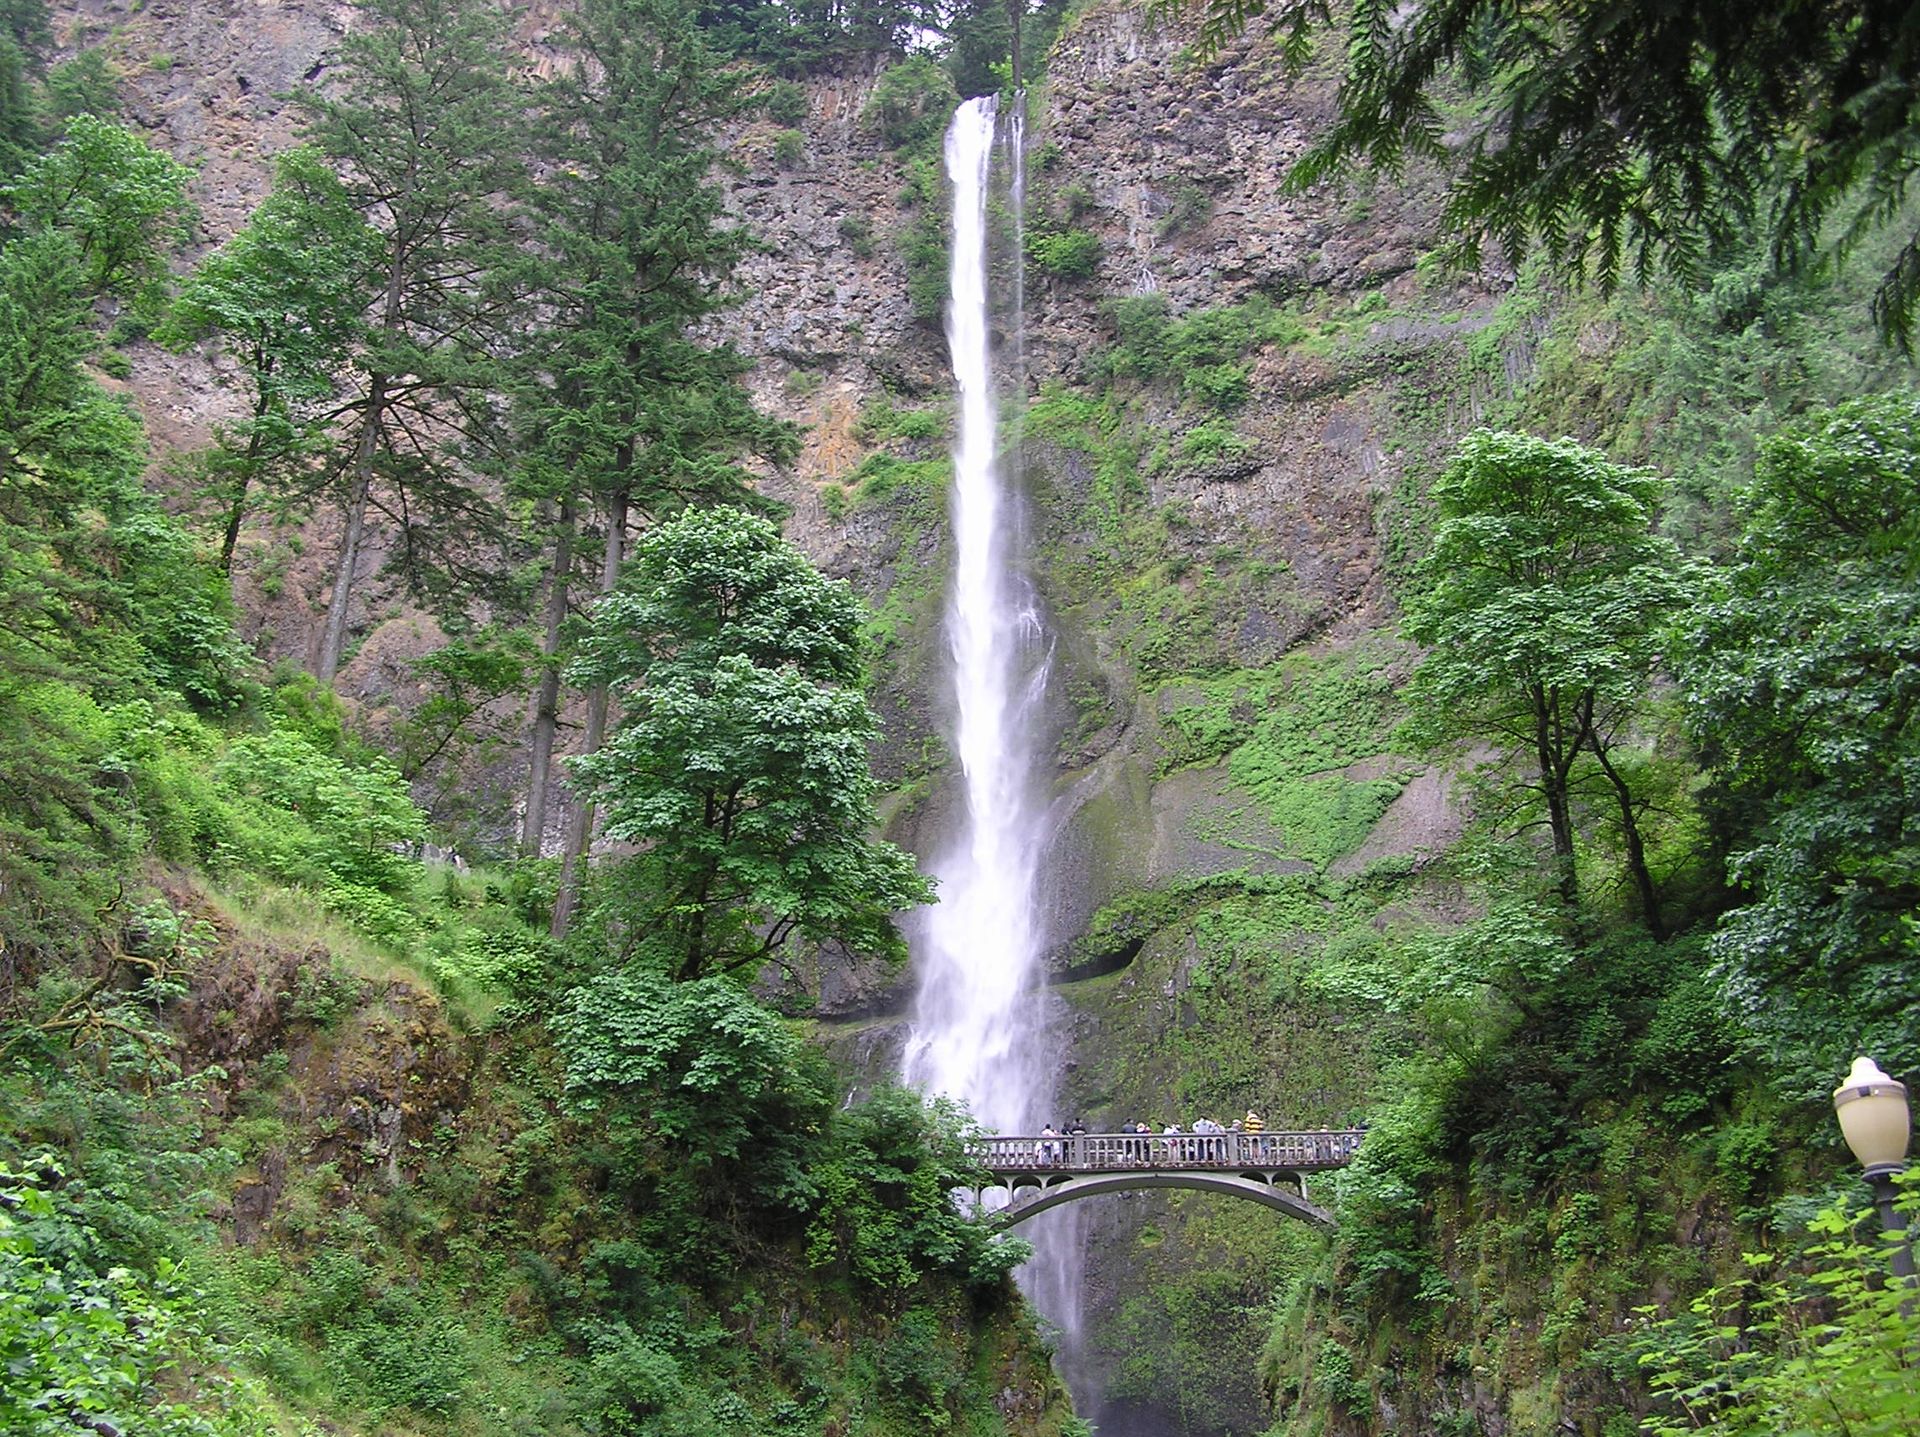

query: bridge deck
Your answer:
[971,1129,1363,1177]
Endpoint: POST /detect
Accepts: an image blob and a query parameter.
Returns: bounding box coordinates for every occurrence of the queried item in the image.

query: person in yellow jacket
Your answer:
[1244,1108,1267,1161]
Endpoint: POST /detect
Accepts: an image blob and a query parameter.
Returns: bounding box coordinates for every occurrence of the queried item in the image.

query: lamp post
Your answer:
[1832,1055,1913,1281]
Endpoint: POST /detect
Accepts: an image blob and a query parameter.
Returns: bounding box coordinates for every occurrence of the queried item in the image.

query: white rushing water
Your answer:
[900,92,1095,1408]
[901,95,1053,1136]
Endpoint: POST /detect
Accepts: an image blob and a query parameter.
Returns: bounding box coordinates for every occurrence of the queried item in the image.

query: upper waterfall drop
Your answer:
[901,94,1053,1138]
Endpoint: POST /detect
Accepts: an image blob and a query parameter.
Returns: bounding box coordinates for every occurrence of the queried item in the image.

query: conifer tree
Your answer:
[1181,0,1920,350]
[0,0,49,179]
[513,0,793,886]
[296,0,524,682]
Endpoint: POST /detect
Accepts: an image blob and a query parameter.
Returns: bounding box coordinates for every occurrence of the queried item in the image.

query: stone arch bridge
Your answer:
[966,1129,1364,1229]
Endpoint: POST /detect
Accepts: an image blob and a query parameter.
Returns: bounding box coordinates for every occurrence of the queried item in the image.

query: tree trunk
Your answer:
[520,497,576,857]
[320,246,407,684]
[550,488,627,939]
[1532,684,1579,906]
[1008,0,1023,89]
[317,377,385,684]
[217,396,272,575]
[1589,738,1664,940]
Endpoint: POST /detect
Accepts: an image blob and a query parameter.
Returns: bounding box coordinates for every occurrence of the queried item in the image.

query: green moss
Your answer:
[859,393,949,444]
[1150,639,1416,869]
[861,547,937,659]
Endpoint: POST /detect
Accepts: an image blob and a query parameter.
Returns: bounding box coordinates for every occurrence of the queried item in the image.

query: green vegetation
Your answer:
[1,1161,283,1435]
[1157,641,1411,869]
[1025,224,1101,280]
[154,148,377,572]
[761,77,807,126]
[0,504,1053,1436]
[1192,0,1920,348]
[1675,394,1920,1094]
[1094,294,1304,412]
[567,506,933,980]
[1402,431,1689,929]
[1627,1177,1920,1437]
[2,0,1918,1432]
[1019,194,1920,1432]
[0,11,1069,1429]
[5,111,193,309]
[864,55,958,151]
[893,147,951,324]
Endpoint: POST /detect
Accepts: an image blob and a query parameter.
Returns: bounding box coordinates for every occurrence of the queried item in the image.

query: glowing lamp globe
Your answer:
[1833,1056,1911,1177]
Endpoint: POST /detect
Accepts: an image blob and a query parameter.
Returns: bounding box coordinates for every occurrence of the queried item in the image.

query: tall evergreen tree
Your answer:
[0,0,49,179]
[513,0,793,888]
[296,0,524,682]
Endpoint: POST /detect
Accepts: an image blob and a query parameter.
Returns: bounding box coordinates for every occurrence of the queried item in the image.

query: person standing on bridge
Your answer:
[1244,1108,1266,1162]
[1193,1115,1222,1160]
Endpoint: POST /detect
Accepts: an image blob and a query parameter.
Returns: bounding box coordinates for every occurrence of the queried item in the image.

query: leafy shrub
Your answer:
[1184,360,1252,412]
[553,970,801,1163]
[838,212,873,257]
[851,452,946,505]
[872,1306,967,1422]
[1313,1338,1367,1414]
[772,128,804,167]
[291,958,359,1029]
[1,1161,281,1436]
[429,927,550,996]
[1180,420,1252,464]
[339,1292,468,1417]
[1059,180,1095,218]
[892,407,943,440]
[322,880,421,949]
[1157,182,1213,236]
[582,1320,686,1426]
[1097,293,1306,387]
[1626,1178,1920,1437]
[216,724,425,892]
[1631,966,1739,1119]
[803,1087,1028,1293]
[1027,226,1101,279]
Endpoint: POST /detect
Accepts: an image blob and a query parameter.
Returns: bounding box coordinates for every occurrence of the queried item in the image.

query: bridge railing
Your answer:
[969,1129,1363,1173]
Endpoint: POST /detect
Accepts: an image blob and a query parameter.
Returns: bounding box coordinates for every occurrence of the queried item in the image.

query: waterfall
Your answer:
[901,95,1051,1134]
[901,92,1093,1407]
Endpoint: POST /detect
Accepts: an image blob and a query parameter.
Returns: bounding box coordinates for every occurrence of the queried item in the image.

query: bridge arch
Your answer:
[967,1128,1363,1233]
[989,1171,1334,1228]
